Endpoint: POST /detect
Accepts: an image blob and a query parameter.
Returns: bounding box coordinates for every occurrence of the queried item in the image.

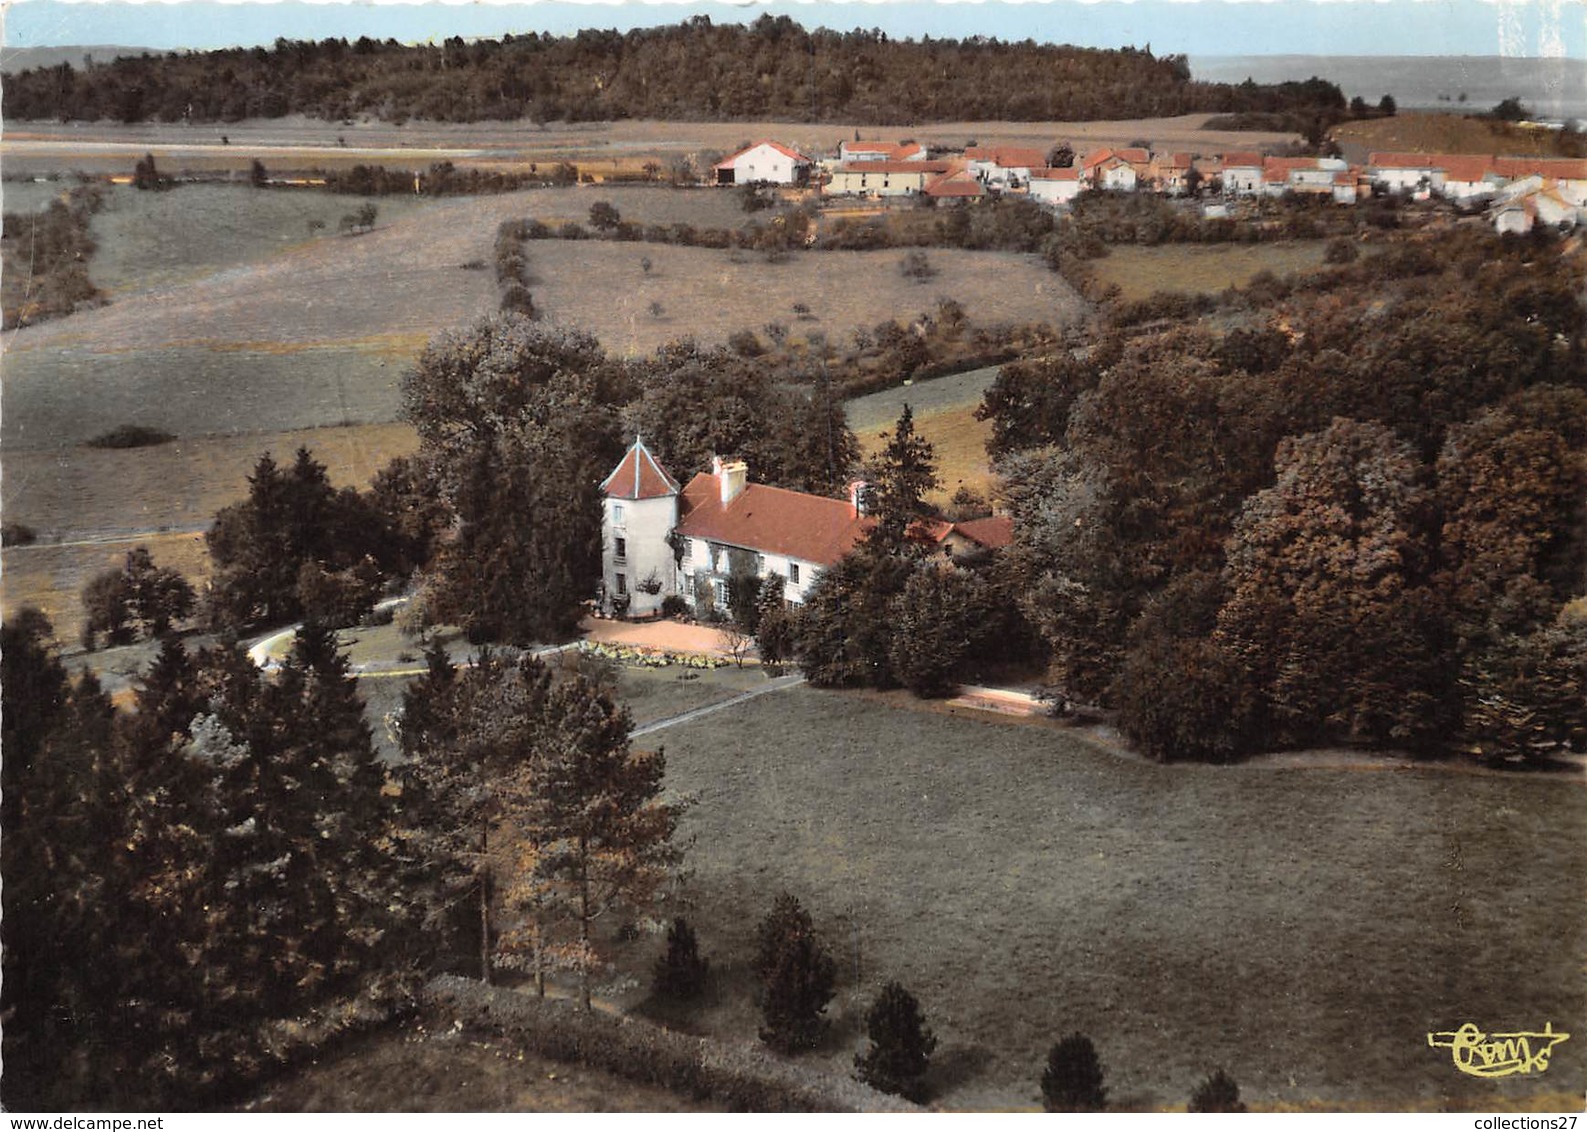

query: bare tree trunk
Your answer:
[479,819,492,985]
[579,836,592,1012]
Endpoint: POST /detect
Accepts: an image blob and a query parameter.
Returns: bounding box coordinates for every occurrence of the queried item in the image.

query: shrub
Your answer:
[899,249,937,282]
[1,522,37,547]
[1041,1033,1106,1112]
[500,283,535,316]
[651,918,709,1000]
[756,894,837,1054]
[660,594,690,619]
[1189,1067,1246,1113]
[85,424,175,449]
[1323,236,1359,264]
[854,981,937,1102]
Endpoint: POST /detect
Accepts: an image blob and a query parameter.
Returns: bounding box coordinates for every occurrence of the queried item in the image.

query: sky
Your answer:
[3,0,1583,58]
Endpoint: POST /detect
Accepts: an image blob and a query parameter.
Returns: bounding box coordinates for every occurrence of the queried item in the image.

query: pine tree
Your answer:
[652,917,709,1000]
[500,673,680,1010]
[1041,1033,1107,1112]
[865,404,940,552]
[756,893,837,1053]
[855,981,937,1101]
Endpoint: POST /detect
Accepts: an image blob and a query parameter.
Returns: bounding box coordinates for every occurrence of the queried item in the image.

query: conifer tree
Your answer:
[855,981,937,1101]
[1041,1033,1107,1112]
[756,893,837,1053]
[865,404,940,552]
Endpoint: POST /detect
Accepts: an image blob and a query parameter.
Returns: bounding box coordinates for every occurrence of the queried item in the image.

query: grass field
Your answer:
[1085,241,1331,303]
[2,114,1301,179]
[849,365,1002,505]
[628,686,1586,1112]
[0,421,417,638]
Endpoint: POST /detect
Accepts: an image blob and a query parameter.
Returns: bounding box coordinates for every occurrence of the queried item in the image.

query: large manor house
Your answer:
[597,438,1010,618]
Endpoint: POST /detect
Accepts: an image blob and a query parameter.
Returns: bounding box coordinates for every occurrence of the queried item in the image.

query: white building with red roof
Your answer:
[964,146,1047,189]
[1028,166,1082,205]
[713,141,814,186]
[839,139,930,166]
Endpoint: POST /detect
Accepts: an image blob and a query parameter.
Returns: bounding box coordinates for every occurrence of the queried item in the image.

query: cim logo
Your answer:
[1427,1023,1571,1079]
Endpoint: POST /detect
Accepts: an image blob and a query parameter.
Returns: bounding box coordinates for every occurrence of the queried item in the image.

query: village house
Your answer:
[714,141,814,186]
[964,146,1046,190]
[1221,152,1266,196]
[1149,151,1195,194]
[838,139,930,165]
[824,160,953,197]
[1028,166,1082,206]
[598,438,1013,618]
[1080,147,1149,191]
[1490,175,1584,235]
[923,168,987,201]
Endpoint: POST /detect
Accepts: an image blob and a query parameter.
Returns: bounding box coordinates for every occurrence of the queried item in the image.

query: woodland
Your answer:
[3,16,1347,127]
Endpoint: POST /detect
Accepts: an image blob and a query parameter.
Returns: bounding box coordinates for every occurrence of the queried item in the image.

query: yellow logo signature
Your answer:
[1427,1023,1571,1078]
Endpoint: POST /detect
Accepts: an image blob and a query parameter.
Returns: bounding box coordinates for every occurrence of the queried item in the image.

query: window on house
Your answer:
[615,573,627,595]
[681,539,691,562]
[788,563,800,585]
[614,537,626,560]
[612,504,624,525]
[714,580,728,607]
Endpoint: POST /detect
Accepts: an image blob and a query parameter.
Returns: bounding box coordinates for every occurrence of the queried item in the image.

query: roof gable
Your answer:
[601,438,680,500]
[716,140,812,169]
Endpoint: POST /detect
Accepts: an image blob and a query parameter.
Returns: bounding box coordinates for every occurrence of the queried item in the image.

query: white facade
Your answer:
[1029,172,1082,205]
[716,142,810,185]
[677,537,820,607]
[602,492,678,618]
[1223,163,1264,195]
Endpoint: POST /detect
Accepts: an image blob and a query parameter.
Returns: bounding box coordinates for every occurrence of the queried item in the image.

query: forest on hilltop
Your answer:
[4,14,1346,126]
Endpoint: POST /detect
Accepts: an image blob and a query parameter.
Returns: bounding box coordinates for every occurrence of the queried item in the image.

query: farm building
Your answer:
[825,160,953,197]
[714,141,814,186]
[1028,167,1082,205]
[597,439,1012,617]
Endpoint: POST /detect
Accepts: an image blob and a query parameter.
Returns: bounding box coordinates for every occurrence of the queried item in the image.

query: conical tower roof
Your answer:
[600,436,680,500]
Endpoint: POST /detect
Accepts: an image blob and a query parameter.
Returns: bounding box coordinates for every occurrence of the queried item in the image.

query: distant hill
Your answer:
[1192,55,1587,121]
[1,16,1348,127]
[0,45,160,75]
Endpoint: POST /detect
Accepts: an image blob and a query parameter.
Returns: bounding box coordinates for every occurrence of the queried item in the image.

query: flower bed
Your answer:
[576,640,728,670]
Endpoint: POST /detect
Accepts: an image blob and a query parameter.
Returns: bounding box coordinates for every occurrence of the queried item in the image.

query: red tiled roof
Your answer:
[676,474,871,568]
[715,140,811,170]
[1367,151,1447,170]
[1222,151,1264,168]
[966,146,1046,169]
[841,160,953,174]
[1494,156,1587,180]
[1439,155,1498,183]
[1031,166,1080,181]
[1115,147,1150,164]
[925,170,986,197]
[600,438,679,501]
[1159,152,1194,169]
[951,516,1015,549]
[852,142,928,161]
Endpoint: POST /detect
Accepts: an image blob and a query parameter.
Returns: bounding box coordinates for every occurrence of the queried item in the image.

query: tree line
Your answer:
[979,228,1587,762]
[5,15,1345,126]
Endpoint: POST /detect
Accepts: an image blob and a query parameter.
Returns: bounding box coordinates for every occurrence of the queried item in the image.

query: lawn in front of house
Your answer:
[633,686,1586,1112]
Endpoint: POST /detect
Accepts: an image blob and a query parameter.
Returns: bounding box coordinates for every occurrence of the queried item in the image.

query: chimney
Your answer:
[715,456,748,505]
[847,478,869,517]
